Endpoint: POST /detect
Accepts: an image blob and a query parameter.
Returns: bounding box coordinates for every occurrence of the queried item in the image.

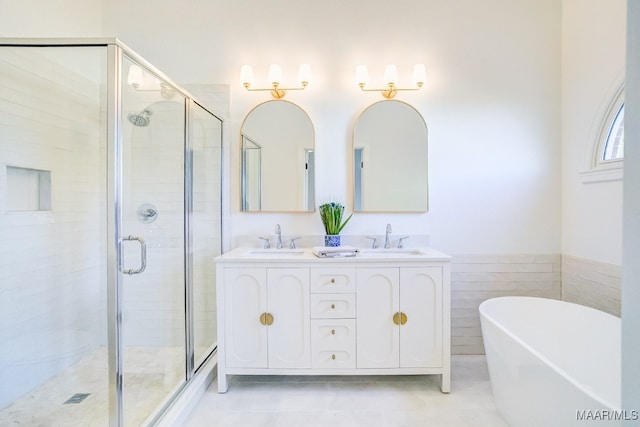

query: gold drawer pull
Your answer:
[331,329,336,335]
[331,354,336,360]
[330,278,336,284]
[259,312,274,326]
[330,304,335,309]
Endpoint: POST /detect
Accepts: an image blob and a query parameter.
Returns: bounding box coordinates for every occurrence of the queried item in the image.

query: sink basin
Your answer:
[244,249,305,257]
[358,248,426,257]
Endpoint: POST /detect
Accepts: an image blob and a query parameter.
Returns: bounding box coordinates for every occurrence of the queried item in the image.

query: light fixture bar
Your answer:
[356,64,426,99]
[240,64,312,99]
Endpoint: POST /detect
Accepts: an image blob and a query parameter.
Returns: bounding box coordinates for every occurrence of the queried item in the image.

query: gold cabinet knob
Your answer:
[331,329,336,335]
[259,312,274,326]
[331,354,336,360]
[330,304,335,309]
[393,312,408,325]
[330,278,335,284]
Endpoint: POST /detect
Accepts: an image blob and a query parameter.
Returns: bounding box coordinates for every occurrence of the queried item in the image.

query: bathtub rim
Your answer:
[479,296,621,411]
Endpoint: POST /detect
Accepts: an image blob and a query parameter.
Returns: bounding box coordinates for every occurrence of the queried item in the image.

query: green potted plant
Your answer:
[319,202,353,247]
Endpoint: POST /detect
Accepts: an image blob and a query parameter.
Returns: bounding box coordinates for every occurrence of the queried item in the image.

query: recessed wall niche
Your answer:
[6,166,52,211]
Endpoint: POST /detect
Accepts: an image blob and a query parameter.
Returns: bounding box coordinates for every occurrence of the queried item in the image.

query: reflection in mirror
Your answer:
[353,100,428,212]
[242,136,262,210]
[241,100,315,212]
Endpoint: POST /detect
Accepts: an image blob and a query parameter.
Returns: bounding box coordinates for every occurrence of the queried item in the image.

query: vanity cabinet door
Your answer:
[266,268,311,369]
[224,268,268,368]
[224,267,310,369]
[356,268,400,368]
[399,267,443,368]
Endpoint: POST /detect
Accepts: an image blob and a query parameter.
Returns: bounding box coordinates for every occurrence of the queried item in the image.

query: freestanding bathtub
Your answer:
[479,296,622,427]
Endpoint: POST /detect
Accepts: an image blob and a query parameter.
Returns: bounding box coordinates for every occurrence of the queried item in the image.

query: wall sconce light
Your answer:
[240,64,311,99]
[127,64,176,99]
[127,64,144,89]
[356,64,426,99]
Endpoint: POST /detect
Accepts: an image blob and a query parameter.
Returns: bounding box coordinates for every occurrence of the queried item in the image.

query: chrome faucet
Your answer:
[258,236,271,249]
[384,223,392,249]
[275,224,283,249]
[289,237,301,249]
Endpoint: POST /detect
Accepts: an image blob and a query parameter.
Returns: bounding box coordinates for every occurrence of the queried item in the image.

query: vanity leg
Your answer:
[217,372,228,393]
[440,371,450,393]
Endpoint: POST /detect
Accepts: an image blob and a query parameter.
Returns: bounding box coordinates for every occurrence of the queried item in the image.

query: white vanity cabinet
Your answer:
[356,267,443,370]
[222,267,310,370]
[215,247,451,393]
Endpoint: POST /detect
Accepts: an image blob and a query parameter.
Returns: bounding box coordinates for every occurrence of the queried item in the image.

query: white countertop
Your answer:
[215,246,452,263]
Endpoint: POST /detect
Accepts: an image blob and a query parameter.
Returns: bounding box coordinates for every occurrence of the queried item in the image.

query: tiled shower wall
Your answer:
[450,254,562,355]
[0,47,106,407]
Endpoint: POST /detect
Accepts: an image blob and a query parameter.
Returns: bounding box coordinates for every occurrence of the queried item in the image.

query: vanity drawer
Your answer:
[311,319,356,350]
[310,293,356,318]
[311,319,356,369]
[312,349,356,369]
[310,268,356,293]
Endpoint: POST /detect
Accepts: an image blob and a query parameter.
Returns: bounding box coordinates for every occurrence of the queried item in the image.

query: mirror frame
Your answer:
[352,99,429,213]
[239,99,316,213]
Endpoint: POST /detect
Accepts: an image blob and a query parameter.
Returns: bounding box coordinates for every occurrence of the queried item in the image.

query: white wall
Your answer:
[97,0,562,256]
[561,0,627,265]
[0,0,103,37]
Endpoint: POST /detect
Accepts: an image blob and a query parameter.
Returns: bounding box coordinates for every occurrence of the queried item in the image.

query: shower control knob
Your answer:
[137,203,158,224]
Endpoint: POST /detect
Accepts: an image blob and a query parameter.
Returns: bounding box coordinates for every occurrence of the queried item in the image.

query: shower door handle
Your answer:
[120,235,147,275]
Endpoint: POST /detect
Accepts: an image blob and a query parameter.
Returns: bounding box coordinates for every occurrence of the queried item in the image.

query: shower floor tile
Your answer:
[0,346,187,427]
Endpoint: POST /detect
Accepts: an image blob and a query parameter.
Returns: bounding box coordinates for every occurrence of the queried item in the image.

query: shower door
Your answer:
[119,56,187,426]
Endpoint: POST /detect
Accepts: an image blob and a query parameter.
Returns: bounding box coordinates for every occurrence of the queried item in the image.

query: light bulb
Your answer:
[240,65,254,86]
[355,65,369,86]
[383,64,398,86]
[298,64,312,85]
[412,64,426,86]
[268,64,283,86]
[127,64,143,89]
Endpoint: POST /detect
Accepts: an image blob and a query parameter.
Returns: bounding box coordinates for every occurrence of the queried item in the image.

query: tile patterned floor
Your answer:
[0,347,188,427]
[184,355,507,427]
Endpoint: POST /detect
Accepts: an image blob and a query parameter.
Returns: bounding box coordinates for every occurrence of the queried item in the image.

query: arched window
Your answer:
[602,103,624,161]
[582,86,624,183]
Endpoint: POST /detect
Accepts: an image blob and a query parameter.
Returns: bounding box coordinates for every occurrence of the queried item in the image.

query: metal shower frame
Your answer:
[0,38,223,427]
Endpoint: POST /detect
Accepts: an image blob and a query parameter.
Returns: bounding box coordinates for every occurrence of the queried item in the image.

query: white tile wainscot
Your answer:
[450,254,561,355]
[215,247,451,393]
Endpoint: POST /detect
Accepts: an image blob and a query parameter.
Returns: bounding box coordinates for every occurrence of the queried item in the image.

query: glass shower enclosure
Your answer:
[0,39,222,426]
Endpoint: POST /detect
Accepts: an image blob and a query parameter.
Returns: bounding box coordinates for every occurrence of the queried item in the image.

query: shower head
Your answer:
[127,109,152,127]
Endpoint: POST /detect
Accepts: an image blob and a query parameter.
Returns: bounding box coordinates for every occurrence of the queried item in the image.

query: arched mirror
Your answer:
[241,100,315,212]
[353,100,428,212]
